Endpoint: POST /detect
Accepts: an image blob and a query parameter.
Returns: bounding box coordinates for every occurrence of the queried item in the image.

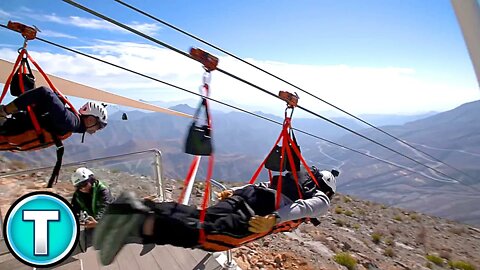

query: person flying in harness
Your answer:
[71,167,114,229]
[92,166,339,265]
[0,86,108,136]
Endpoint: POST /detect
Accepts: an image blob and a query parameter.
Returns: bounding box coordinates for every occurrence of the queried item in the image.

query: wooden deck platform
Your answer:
[0,237,224,270]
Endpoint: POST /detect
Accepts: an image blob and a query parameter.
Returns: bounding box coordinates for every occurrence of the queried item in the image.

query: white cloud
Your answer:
[128,21,161,36]
[0,42,478,116]
[39,14,118,31]
[39,29,77,39]
[38,14,161,35]
[0,9,12,20]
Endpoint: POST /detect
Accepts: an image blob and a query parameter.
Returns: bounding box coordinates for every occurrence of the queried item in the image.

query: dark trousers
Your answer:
[2,86,81,135]
[146,185,276,249]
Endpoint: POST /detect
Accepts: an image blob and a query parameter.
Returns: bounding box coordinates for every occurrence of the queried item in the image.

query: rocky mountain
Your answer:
[1,101,479,226]
[0,160,478,270]
[0,104,368,180]
[327,100,480,225]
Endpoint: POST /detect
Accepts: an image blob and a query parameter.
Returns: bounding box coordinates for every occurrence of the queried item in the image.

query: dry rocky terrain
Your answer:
[0,159,479,270]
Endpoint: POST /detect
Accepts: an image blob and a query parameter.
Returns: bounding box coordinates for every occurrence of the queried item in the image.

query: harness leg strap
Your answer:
[47,137,64,188]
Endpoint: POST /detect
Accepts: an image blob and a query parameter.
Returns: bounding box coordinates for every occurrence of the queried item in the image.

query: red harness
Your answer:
[1,22,80,187]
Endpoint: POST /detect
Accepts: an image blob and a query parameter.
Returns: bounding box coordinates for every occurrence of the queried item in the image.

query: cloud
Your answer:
[39,29,77,39]
[0,9,13,20]
[127,21,161,36]
[38,14,161,35]
[0,42,478,116]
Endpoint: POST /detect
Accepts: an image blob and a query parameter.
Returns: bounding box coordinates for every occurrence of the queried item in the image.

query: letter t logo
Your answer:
[23,210,60,256]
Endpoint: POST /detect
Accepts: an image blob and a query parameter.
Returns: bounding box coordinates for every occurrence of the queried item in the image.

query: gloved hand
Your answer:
[248,214,278,233]
[0,105,6,115]
[0,105,7,126]
[216,190,233,200]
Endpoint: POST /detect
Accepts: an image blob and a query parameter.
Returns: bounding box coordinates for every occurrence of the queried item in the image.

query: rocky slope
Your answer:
[0,160,478,270]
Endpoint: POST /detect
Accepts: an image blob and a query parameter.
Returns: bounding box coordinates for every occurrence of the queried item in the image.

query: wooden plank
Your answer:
[54,260,82,270]
[0,246,222,270]
[127,243,161,270]
[99,256,120,270]
[0,253,18,264]
[0,239,9,256]
[47,257,82,270]
[0,257,31,270]
[167,246,200,270]
[191,252,216,270]
[150,246,183,270]
[114,244,140,270]
[75,247,101,270]
[189,249,209,262]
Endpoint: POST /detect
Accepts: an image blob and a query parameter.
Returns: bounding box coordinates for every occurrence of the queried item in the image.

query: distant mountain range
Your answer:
[1,100,479,224]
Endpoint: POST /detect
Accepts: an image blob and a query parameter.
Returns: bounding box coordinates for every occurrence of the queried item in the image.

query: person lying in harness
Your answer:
[71,167,114,229]
[0,86,108,137]
[92,166,339,265]
[0,86,109,188]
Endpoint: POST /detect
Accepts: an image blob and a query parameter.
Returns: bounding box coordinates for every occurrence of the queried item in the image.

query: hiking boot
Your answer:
[93,191,152,265]
[97,213,145,265]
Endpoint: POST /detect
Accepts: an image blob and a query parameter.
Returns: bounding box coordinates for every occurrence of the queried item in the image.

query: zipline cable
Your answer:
[218,68,460,182]
[0,30,463,187]
[59,0,463,183]
[113,0,473,181]
[37,40,466,186]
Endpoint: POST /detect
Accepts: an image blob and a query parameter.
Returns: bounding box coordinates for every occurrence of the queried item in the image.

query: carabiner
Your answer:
[285,106,295,119]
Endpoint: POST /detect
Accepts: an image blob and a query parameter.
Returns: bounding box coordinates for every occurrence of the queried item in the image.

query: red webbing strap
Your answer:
[0,49,25,103]
[198,154,214,244]
[27,54,79,116]
[198,91,214,244]
[268,170,272,185]
[178,76,212,202]
[248,131,284,184]
[12,50,43,141]
[177,155,201,203]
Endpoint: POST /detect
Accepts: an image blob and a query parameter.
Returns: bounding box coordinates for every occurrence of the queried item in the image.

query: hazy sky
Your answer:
[0,0,479,117]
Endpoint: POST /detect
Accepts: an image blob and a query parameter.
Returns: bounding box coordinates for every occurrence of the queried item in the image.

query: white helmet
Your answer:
[71,167,94,187]
[79,102,108,126]
[319,170,337,193]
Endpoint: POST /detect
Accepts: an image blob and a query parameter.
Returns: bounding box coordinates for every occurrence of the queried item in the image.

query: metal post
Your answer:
[153,150,164,200]
[180,156,201,205]
[224,251,237,269]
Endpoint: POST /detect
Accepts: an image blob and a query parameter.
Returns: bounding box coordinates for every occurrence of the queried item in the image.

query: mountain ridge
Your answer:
[1,100,479,225]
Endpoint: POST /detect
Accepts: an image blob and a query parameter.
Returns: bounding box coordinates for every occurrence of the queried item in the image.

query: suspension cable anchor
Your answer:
[7,21,39,41]
[190,47,219,71]
[279,91,299,108]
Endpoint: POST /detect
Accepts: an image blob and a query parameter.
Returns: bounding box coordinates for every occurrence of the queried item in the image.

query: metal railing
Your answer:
[0,208,3,242]
[0,149,240,269]
[0,148,165,200]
